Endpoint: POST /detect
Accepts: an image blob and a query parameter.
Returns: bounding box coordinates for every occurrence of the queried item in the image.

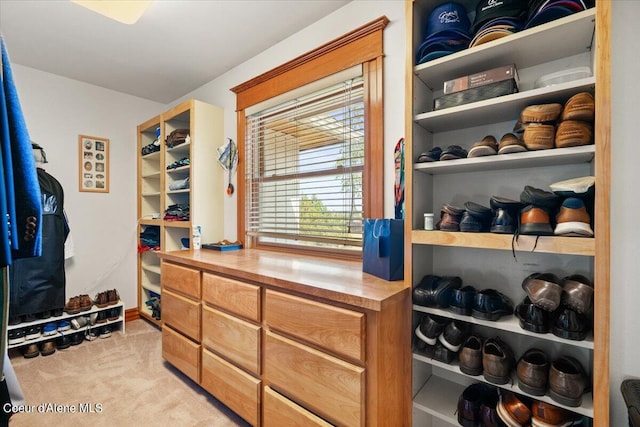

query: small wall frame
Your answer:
[78,135,109,193]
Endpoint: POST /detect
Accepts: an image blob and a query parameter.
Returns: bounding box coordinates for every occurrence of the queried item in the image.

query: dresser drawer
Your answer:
[263,386,334,427]
[265,290,365,362]
[202,273,260,322]
[162,262,201,298]
[264,330,364,427]
[163,289,201,342]
[162,325,200,384]
[201,305,260,375]
[201,348,261,427]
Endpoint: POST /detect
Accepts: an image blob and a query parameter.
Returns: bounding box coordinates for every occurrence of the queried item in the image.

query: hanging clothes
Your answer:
[0,36,43,266]
[10,168,68,317]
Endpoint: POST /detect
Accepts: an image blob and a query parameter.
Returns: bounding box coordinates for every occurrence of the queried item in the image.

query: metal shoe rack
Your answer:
[406,1,610,425]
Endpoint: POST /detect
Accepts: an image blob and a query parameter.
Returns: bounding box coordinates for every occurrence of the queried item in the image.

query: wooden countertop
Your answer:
[157,248,408,312]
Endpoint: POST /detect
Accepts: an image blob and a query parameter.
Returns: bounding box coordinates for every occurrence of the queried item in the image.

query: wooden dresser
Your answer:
[157,249,410,427]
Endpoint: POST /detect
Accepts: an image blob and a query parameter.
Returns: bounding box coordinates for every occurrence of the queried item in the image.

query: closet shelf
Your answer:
[411,230,595,256]
[142,171,161,179]
[414,146,594,175]
[415,77,595,133]
[414,9,595,89]
[412,352,594,417]
[413,305,594,350]
[166,165,190,173]
[413,376,463,425]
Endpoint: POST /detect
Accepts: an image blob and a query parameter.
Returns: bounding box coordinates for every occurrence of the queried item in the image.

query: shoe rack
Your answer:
[405,1,610,425]
[6,301,125,350]
[136,99,225,325]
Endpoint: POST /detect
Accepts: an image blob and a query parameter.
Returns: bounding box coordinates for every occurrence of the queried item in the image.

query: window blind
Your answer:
[245,76,365,252]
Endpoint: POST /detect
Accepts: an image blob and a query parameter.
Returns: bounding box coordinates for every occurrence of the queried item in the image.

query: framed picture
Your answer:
[78,135,110,193]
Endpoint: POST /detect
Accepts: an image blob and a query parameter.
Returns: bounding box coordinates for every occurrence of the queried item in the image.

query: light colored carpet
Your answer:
[8,319,249,427]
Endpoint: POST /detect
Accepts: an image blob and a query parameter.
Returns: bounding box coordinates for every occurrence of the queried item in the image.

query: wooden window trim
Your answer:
[232,16,388,257]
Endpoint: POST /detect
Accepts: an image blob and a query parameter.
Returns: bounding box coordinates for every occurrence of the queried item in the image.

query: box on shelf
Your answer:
[434,79,518,111]
[443,64,519,94]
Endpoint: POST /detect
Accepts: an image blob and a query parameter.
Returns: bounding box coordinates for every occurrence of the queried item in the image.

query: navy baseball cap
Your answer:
[472,0,528,33]
[423,2,472,42]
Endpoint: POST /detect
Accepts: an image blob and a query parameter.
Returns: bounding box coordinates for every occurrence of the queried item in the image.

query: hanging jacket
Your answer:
[0,36,42,266]
[9,168,68,316]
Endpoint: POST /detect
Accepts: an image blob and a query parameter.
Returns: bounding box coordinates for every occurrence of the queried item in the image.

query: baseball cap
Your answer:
[525,0,586,29]
[416,2,471,64]
[423,2,472,42]
[472,0,529,33]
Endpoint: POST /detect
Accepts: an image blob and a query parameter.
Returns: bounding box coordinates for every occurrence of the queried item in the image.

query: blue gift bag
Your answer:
[363,219,404,281]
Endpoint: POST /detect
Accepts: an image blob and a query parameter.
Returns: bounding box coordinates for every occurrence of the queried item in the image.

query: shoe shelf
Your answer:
[139,218,162,226]
[407,0,604,424]
[415,77,595,133]
[412,354,594,418]
[166,165,190,173]
[142,282,161,295]
[163,221,191,228]
[142,170,161,179]
[413,305,594,350]
[413,375,464,425]
[7,301,125,350]
[414,145,594,175]
[166,189,189,195]
[414,9,595,90]
[411,230,595,257]
[141,263,161,276]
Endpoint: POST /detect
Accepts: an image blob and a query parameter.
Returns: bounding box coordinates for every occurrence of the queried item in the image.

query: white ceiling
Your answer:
[0,0,351,103]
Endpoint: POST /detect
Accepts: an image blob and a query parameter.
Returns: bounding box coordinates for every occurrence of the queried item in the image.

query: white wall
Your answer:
[172,1,406,240]
[610,1,640,425]
[11,64,164,313]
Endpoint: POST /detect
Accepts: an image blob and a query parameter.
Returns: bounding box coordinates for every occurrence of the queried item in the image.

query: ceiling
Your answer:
[0,0,351,104]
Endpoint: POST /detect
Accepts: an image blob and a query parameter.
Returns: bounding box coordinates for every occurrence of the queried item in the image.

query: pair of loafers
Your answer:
[515,296,591,340]
[522,272,594,314]
[459,334,515,385]
[460,201,493,232]
[423,282,513,322]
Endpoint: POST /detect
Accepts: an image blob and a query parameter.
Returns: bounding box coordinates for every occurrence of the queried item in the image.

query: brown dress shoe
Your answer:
[549,356,589,407]
[517,348,550,396]
[482,337,515,385]
[459,334,484,376]
[497,391,531,426]
[521,273,562,312]
[561,92,595,122]
[94,291,109,308]
[520,205,554,236]
[523,123,555,150]
[555,120,593,148]
[561,274,594,314]
[531,400,576,426]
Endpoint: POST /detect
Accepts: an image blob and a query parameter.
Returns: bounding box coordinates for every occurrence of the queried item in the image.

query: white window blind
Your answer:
[245,76,365,252]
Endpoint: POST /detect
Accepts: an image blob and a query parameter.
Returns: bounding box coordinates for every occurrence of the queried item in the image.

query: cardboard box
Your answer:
[444,64,519,94]
[434,79,518,111]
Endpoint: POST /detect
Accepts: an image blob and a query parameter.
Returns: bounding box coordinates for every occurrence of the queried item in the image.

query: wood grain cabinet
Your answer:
[161,261,202,383]
[158,250,411,427]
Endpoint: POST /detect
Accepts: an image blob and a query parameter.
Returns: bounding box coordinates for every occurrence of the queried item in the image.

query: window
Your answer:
[232,17,388,258]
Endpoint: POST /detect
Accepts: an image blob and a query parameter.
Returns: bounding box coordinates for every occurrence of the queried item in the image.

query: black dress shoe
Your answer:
[490,196,523,234]
[457,383,496,427]
[515,297,550,333]
[449,285,476,316]
[412,275,461,308]
[551,306,590,341]
[472,289,513,321]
